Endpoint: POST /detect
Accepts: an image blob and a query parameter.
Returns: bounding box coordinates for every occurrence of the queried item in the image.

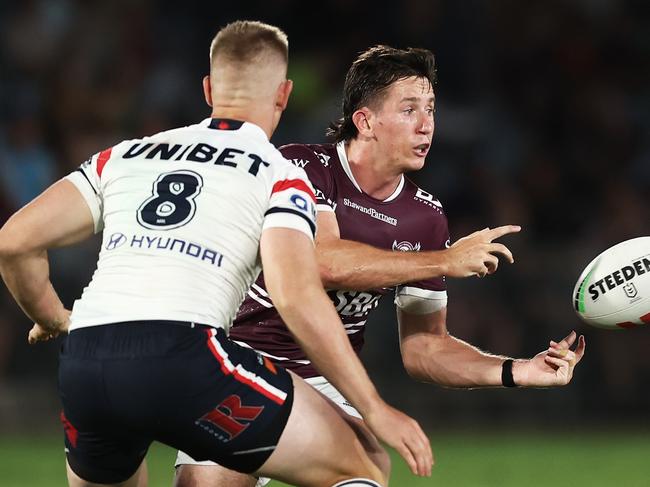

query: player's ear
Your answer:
[352,108,373,138]
[202,75,213,107]
[275,79,293,111]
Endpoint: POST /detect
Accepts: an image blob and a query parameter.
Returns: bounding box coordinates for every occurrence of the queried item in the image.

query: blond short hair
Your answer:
[209,20,288,67]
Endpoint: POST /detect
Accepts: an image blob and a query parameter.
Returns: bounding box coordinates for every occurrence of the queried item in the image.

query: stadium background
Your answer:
[1,1,648,485]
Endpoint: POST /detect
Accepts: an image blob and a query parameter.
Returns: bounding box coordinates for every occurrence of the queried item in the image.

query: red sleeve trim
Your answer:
[96,147,113,178]
[271,179,316,202]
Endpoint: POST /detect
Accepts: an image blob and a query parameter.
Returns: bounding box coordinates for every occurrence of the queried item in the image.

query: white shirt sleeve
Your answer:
[64,153,105,233]
[262,163,317,240]
[394,285,448,315]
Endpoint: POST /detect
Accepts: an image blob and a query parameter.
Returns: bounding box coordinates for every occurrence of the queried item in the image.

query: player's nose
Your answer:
[418,113,433,135]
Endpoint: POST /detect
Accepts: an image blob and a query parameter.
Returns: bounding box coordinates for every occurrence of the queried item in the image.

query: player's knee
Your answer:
[173,465,200,487]
[332,479,382,487]
[337,457,385,486]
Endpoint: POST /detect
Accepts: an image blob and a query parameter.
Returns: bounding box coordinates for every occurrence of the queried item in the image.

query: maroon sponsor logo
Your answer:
[197,395,264,441]
[315,152,331,166]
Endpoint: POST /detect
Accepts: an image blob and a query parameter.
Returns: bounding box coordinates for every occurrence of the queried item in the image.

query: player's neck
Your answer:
[210,105,274,139]
[345,140,403,200]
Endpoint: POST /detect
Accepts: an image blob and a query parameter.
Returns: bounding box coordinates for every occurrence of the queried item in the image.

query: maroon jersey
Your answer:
[229,142,450,378]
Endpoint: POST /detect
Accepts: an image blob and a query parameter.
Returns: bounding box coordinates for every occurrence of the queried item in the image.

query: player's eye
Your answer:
[403,107,414,114]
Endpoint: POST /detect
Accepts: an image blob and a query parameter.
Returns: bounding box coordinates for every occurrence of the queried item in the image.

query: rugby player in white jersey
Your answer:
[0,23,435,487]
[174,45,587,487]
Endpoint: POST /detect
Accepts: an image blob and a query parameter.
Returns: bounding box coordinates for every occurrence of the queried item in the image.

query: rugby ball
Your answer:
[573,237,650,329]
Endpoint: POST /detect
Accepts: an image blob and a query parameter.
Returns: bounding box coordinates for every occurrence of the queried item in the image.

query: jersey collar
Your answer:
[336,141,405,202]
[202,118,268,141]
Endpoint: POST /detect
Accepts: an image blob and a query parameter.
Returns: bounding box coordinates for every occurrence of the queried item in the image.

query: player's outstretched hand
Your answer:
[27,309,71,345]
[364,401,433,477]
[445,225,521,278]
[514,331,586,387]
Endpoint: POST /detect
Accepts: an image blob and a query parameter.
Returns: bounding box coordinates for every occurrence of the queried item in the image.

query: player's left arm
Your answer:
[0,179,95,339]
[398,307,586,388]
[316,211,450,289]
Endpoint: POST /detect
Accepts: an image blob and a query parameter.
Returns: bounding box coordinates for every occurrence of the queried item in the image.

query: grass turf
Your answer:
[2,430,649,486]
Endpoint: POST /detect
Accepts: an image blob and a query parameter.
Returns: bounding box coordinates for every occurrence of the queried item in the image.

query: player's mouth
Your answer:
[413,143,430,157]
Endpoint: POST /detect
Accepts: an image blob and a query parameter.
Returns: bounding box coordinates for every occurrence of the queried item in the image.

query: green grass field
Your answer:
[2,430,649,487]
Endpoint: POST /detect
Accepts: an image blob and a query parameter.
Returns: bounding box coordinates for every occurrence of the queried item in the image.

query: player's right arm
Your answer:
[317,212,521,288]
[0,179,94,338]
[260,226,432,477]
[281,144,520,288]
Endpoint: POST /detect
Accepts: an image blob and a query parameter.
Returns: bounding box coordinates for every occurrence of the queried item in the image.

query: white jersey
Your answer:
[66,118,317,332]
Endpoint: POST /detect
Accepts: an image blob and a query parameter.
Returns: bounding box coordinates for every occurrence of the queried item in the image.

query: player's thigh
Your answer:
[256,372,384,486]
[66,459,147,487]
[174,463,257,487]
[308,378,390,478]
[336,409,391,479]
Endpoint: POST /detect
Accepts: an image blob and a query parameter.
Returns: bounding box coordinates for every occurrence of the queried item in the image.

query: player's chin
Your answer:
[405,154,427,171]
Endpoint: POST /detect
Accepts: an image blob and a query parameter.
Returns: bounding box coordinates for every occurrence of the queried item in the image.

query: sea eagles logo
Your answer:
[392,240,421,252]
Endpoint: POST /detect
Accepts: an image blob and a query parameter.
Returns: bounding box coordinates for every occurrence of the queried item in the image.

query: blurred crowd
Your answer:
[1,0,649,429]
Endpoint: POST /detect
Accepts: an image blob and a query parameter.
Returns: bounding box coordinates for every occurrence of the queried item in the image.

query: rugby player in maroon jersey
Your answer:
[175,45,586,487]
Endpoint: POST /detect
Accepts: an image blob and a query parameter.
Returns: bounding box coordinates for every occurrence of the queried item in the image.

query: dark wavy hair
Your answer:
[327,45,437,143]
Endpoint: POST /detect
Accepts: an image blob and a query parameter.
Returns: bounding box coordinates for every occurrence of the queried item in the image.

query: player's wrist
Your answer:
[508,359,528,387]
[35,300,69,332]
[431,249,451,276]
[353,390,384,417]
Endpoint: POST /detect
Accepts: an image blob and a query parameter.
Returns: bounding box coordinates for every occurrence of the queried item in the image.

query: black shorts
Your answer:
[58,321,294,484]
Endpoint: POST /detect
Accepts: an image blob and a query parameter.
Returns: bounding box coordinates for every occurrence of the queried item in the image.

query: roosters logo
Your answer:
[392,240,421,252]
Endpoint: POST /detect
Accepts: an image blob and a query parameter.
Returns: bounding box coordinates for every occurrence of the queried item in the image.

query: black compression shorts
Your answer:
[58,321,294,484]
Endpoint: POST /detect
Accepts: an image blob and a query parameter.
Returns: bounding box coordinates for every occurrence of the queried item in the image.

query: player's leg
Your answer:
[173,411,386,487]
[307,377,391,481]
[174,375,390,487]
[66,459,147,487]
[336,410,391,481]
[255,372,386,486]
[174,462,258,487]
[59,324,154,487]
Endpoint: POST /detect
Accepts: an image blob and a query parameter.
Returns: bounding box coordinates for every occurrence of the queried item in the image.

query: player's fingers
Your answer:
[413,422,433,474]
[485,254,499,274]
[410,436,432,477]
[547,347,569,358]
[556,330,577,349]
[28,326,45,345]
[574,335,586,363]
[547,348,576,364]
[396,441,418,476]
[544,354,569,373]
[487,242,514,264]
[566,330,577,346]
[486,225,521,241]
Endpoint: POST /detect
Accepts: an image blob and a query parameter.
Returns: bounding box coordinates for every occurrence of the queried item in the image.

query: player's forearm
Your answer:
[317,238,448,290]
[402,333,510,388]
[0,250,67,329]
